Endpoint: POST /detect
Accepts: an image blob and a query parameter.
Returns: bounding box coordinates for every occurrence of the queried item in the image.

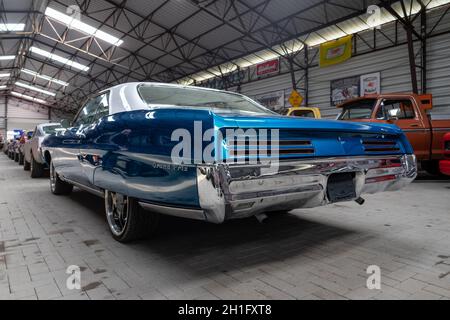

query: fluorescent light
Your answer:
[45,7,124,46]
[21,69,69,87]
[0,55,16,61]
[11,91,47,104]
[29,47,89,71]
[0,23,26,32]
[15,82,56,97]
[0,85,7,90]
[0,73,11,78]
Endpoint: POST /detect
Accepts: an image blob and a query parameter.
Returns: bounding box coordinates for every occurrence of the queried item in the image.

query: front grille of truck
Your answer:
[362,139,401,154]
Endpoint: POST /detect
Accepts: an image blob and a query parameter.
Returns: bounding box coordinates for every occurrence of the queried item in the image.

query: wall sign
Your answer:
[331,76,360,106]
[288,90,304,108]
[256,59,280,77]
[253,90,285,111]
[320,35,353,68]
[360,72,381,96]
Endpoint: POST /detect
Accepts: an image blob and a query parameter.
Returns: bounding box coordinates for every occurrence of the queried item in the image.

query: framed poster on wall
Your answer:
[256,59,280,78]
[330,76,360,106]
[360,72,381,96]
[253,90,285,111]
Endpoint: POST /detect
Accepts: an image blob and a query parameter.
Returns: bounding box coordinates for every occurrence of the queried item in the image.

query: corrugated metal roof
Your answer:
[1,0,449,112]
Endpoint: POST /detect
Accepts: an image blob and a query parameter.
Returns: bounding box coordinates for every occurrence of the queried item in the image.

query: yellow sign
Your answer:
[319,35,353,68]
[289,90,304,108]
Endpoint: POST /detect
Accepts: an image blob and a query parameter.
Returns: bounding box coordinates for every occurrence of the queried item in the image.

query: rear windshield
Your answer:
[291,110,315,118]
[338,99,377,120]
[138,85,275,116]
[42,125,62,134]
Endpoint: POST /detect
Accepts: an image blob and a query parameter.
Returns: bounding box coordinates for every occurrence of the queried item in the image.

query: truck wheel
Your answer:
[30,156,45,178]
[422,160,449,178]
[50,161,73,195]
[105,190,159,243]
[19,153,24,165]
[14,152,19,162]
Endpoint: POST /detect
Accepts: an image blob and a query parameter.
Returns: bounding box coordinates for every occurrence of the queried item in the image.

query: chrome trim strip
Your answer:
[138,201,206,221]
[62,178,105,198]
[402,128,450,133]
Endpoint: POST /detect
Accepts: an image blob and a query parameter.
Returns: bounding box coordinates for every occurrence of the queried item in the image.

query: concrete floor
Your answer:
[0,154,449,300]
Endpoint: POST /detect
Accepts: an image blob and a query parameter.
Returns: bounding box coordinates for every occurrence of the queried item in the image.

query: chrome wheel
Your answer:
[105,191,129,237]
[50,162,56,192]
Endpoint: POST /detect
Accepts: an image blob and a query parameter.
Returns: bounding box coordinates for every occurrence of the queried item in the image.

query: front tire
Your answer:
[105,190,159,243]
[19,153,24,165]
[50,161,73,195]
[24,157,31,171]
[30,156,45,178]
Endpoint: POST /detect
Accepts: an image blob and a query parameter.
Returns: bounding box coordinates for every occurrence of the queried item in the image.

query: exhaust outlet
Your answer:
[255,213,268,224]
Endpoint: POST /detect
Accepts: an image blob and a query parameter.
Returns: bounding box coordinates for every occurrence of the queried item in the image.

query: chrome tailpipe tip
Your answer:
[255,213,269,224]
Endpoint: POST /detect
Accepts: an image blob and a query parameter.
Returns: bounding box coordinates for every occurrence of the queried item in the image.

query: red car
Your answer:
[440,133,450,176]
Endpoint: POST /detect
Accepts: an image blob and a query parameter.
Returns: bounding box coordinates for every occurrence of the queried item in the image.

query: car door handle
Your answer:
[409,124,420,128]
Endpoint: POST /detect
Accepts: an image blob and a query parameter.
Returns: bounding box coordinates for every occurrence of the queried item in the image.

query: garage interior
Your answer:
[0,0,449,300]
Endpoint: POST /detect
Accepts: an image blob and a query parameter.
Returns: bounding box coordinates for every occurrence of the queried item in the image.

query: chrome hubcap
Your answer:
[105,191,129,236]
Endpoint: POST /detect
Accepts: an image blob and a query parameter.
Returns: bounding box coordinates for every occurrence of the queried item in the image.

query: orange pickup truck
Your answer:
[337,93,450,175]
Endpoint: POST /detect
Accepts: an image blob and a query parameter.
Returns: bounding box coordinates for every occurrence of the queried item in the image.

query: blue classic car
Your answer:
[42,83,417,242]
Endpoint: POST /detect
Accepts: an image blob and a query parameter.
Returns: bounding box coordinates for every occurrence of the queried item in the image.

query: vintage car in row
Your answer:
[42,82,418,243]
[22,123,62,177]
[18,131,34,165]
[7,134,22,161]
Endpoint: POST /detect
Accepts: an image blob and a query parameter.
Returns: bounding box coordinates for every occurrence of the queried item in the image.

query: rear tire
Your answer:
[19,153,24,165]
[14,152,19,162]
[105,190,159,243]
[49,161,73,195]
[30,156,45,178]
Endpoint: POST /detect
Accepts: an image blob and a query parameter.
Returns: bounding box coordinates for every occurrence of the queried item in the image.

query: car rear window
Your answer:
[138,85,275,116]
[42,125,62,134]
[338,99,377,120]
[291,110,315,118]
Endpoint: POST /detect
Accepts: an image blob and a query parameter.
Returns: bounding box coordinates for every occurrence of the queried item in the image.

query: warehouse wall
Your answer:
[427,32,450,115]
[2,97,74,135]
[235,7,450,119]
[6,98,50,132]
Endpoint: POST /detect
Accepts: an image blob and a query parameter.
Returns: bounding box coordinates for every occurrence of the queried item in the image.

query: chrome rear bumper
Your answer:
[195,154,417,224]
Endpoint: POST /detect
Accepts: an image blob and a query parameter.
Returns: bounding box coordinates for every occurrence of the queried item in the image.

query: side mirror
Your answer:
[60,119,71,128]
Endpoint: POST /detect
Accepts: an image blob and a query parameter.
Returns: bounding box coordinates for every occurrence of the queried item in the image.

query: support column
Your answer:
[304,45,309,106]
[421,7,427,94]
[288,57,297,91]
[406,28,419,94]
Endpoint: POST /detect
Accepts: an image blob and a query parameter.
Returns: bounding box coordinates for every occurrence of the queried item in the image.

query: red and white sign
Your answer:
[256,59,280,77]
